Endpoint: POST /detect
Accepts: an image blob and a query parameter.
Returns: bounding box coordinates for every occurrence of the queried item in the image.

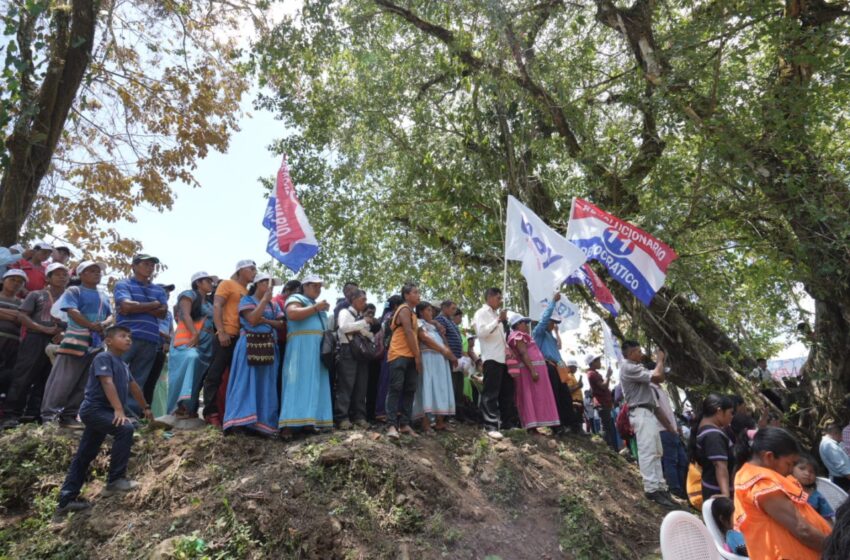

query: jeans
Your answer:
[480,360,518,431]
[202,334,236,418]
[122,339,159,415]
[630,407,667,493]
[3,332,53,419]
[143,347,166,406]
[660,430,688,497]
[546,362,581,431]
[385,357,417,428]
[334,345,369,422]
[58,407,135,507]
[599,406,618,451]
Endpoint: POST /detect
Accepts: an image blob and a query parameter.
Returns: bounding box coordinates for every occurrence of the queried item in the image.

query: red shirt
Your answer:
[14,259,46,293]
[587,369,613,408]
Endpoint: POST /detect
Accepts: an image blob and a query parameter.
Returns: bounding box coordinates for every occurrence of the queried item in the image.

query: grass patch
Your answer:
[485,461,521,508]
[558,494,613,560]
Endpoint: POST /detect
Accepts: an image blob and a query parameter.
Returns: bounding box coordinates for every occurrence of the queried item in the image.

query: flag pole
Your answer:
[501,196,508,301]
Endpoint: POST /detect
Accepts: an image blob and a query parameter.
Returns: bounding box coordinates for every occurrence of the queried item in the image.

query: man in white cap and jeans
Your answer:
[586,353,617,451]
[1,262,69,428]
[41,261,112,428]
[113,254,169,416]
[0,269,25,393]
[202,259,257,427]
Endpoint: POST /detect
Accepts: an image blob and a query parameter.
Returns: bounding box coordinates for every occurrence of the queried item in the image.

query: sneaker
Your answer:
[102,478,140,497]
[645,490,679,509]
[354,419,369,430]
[386,426,400,440]
[59,418,85,430]
[54,499,92,519]
[337,419,353,431]
[485,430,504,441]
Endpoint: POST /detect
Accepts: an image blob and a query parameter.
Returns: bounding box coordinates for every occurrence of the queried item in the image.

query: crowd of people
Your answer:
[2,240,850,559]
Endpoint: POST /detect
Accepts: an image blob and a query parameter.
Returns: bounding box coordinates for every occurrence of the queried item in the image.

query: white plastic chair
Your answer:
[702,498,749,560]
[816,476,848,511]
[660,510,722,560]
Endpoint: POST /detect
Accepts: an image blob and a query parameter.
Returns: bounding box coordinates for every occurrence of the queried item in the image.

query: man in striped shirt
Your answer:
[113,254,168,416]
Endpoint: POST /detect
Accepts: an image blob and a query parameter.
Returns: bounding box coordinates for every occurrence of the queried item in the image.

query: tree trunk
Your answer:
[0,0,99,245]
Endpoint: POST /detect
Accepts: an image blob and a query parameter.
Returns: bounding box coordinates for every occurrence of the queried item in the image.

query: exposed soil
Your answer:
[0,423,666,559]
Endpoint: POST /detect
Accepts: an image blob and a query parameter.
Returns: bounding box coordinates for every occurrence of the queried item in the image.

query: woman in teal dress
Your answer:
[412,302,457,433]
[167,272,215,417]
[278,275,333,440]
[222,273,284,436]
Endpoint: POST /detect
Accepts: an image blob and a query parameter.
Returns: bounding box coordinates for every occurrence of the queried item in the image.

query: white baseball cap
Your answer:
[565,359,579,368]
[585,353,603,367]
[191,271,213,284]
[509,314,531,327]
[76,260,106,274]
[253,272,282,287]
[3,269,27,280]
[234,259,256,274]
[46,262,68,276]
[301,274,323,284]
[9,244,24,254]
[33,241,53,251]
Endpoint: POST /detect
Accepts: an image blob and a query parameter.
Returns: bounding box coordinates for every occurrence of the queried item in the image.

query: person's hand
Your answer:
[415,356,423,374]
[42,324,61,336]
[143,407,154,421]
[450,358,459,370]
[113,409,129,426]
[365,316,374,325]
[553,291,562,302]
[52,333,64,344]
[188,331,200,348]
[261,289,273,302]
[498,309,507,322]
[315,300,330,313]
[532,372,539,382]
[218,332,232,347]
[90,321,105,334]
[655,349,666,361]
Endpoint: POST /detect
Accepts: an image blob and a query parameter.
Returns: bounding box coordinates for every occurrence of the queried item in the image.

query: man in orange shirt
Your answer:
[201,259,256,427]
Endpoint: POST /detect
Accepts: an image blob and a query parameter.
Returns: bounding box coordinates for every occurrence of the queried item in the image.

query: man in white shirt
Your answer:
[335,289,374,430]
[472,287,516,439]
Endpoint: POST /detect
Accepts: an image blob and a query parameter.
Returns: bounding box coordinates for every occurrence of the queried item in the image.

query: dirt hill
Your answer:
[0,423,667,559]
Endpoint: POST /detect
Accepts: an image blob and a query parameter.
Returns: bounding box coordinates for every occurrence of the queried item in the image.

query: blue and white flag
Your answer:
[566,198,677,306]
[505,195,586,322]
[263,156,319,273]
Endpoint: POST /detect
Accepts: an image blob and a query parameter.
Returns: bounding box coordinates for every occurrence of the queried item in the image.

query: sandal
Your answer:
[399,426,419,438]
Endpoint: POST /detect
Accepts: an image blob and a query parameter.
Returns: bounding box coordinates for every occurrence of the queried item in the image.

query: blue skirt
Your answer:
[223,336,280,434]
[278,331,332,428]
[166,345,209,414]
[413,349,456,418]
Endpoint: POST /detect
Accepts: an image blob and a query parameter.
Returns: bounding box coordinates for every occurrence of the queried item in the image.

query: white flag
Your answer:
[528,289,581,329]
[601,321,623,365]
[506,195,586,322]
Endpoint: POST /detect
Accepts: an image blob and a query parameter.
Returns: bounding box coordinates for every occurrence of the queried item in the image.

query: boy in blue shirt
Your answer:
[55,326,153,517]
[794,454,836,523]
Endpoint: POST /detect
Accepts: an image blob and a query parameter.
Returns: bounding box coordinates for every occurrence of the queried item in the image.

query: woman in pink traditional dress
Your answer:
[506,315,561,433]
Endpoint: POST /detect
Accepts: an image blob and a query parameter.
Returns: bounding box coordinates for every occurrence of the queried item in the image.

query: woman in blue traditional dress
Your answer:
[222,273,284,436]
[167,271,215,418]
[278,274,333,440]
[412,302,457,434]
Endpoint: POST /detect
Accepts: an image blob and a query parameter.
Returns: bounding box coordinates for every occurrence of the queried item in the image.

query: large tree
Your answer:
[0,0,260,263]
[252,0,850,430]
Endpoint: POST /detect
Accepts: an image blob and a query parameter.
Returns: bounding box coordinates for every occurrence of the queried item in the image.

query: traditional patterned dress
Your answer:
[278,294,333,429]
[413,322,455,419]
[222,296,281,434]
[506,330,560,429]
[167,290,214,414]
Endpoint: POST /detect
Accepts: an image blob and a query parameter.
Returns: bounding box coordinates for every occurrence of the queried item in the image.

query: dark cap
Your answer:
[157,283,175,292]
[132,254,160,265]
